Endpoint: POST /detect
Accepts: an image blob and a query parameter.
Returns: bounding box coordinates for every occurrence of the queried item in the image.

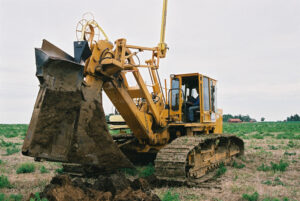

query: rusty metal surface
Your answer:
[22,40,133,170]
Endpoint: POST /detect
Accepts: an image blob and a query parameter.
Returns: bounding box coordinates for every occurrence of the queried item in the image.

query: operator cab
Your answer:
[168,73,218,124]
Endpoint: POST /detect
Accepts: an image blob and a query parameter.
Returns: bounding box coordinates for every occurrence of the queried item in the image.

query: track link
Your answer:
[154,134,244,183]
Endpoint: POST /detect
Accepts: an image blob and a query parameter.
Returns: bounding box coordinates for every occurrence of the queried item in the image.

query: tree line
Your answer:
[223,114,256,122]
[286,114,300,122]
[223,113,300,122]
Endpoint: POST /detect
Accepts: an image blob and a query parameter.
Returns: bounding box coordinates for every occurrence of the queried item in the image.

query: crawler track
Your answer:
[154,134,244,184]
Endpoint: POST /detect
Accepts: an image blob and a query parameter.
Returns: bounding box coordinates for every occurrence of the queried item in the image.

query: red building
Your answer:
[228,118,242,123]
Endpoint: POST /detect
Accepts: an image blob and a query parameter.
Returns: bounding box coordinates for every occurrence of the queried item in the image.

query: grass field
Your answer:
[0,122,299,201]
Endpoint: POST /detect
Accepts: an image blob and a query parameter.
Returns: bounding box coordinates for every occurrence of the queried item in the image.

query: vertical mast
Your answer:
[158,0,168,58]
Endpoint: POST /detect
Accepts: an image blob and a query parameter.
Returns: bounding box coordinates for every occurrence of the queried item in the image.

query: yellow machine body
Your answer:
[22,0,243,181]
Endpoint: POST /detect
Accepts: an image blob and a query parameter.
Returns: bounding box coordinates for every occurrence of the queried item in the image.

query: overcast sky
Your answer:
[0,0,299,123]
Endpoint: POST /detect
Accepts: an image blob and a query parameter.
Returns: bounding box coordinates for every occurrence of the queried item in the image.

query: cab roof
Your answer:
[172,73,217,81]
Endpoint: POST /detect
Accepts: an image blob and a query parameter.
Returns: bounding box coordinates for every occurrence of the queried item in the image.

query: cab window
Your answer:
[203,77,210,111]
[171,78,180,111]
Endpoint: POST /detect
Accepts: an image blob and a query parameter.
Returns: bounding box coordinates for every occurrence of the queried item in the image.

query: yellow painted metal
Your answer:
[215,109,223,133]
[158,0,168,58]
[168,73,223,134]
[74,4,223,149]
[80,33,168,145]
[199,74,203,123]
[164,79,168,103]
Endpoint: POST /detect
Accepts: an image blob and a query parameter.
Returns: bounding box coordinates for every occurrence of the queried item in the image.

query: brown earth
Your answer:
[153,138,300,201]
[28,173,160,201]
[1,136,300,200]
[22,57,132,170]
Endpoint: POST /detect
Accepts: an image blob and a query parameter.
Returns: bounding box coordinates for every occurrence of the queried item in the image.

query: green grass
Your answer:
[262,177,284,186]
[161,191,180,201]
[268,145,278,150]
[16,163,35,174]
[286,140,298,148]
[242,192,259,201]
[29,192,48,201]
[257,160,289,172]
[276,132,300,140]
[251,133,264,139]
[224,122,300,139]
[0,194,23,201]
[0,175,11,189]
[256,150,272,157]
[284,151,296,156]
[0,139,21,156]
[232,161,245,169]
[0,124,28,138]
[257,163,271,171]
[121,163,155,178]
[9,194,23,201]
[262,180,272,185]
[138,163,155,178]
[273,177,284,186]
[55,168,64,174]
[183,194,199,200]
[5,145,20,156]
[0,139,21,148]
[270,160,289,172]
[40,166,49,174]
[0,139,16,147]
[262,197,289,201]
[215,163,227,177]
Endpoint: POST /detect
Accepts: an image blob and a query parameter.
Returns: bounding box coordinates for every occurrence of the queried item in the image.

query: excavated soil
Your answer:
[22,58,132,170]
[28,173,161,201]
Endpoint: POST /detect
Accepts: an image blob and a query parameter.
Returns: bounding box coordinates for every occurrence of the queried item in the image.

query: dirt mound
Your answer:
[29,173,161,201]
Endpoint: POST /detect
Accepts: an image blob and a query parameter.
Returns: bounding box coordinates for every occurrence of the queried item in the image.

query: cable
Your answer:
[133,53,141,66]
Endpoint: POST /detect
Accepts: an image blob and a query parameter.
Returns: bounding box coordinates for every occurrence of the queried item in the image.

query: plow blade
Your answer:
[22,40,133,170]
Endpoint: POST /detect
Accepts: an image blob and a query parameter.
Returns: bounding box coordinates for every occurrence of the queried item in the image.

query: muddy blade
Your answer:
[22,40,133,170]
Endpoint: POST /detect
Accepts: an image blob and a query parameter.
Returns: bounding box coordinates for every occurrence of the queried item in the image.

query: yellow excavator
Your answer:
[22,0,243,183]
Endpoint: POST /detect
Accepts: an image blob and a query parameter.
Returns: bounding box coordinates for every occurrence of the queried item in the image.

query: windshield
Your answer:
[203,77,210,111]
[171,78,180,111]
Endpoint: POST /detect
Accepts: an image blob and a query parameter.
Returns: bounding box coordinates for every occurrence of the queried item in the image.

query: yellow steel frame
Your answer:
[168,73,223,134]
[83,37,169,147]
[158,0,168,58]
[78,0,222,149]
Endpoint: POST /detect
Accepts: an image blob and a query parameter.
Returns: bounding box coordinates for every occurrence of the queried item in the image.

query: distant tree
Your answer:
[223,114,255,122]
[286,114,300,122]
[261,117,265,122]
[223,114,233,122]
[242,115,251,122]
